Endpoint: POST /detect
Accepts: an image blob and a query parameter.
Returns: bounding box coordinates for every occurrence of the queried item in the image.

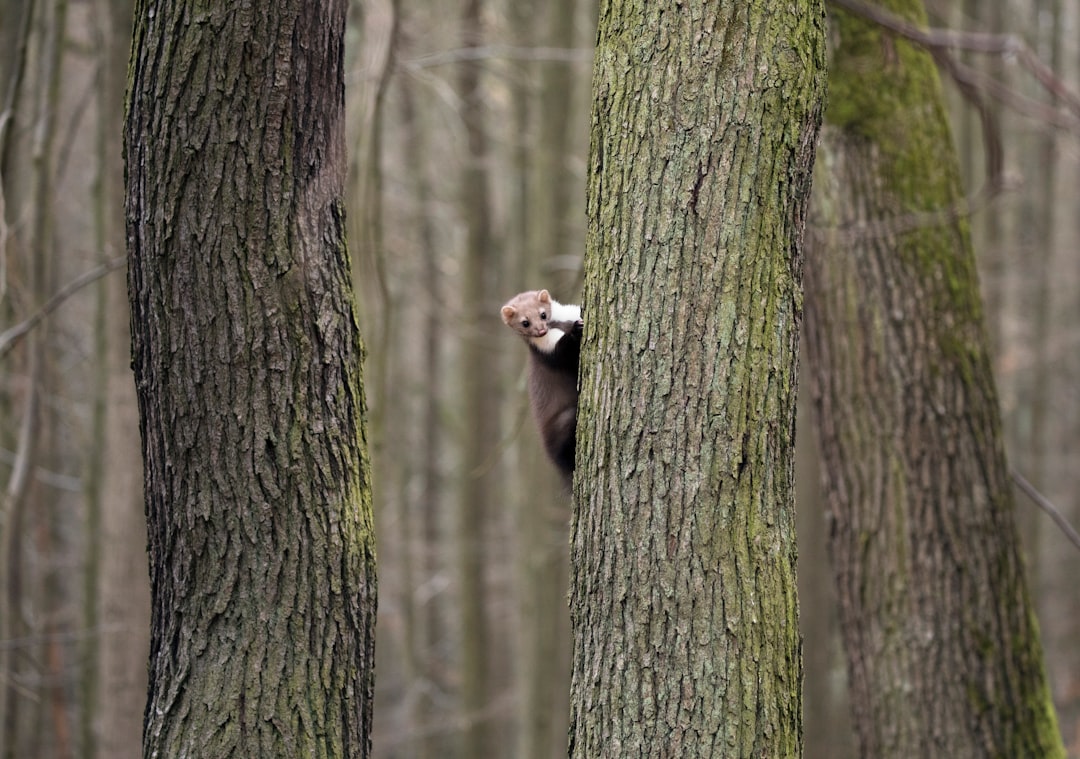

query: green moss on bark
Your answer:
[570,1,827,757]
[804,1,1065,756]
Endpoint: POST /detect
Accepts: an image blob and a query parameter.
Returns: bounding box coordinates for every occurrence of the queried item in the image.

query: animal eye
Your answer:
[521,320,530,328]
[540,311,547,320]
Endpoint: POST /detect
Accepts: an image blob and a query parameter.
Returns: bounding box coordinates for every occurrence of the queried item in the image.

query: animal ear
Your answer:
[538,289,551,304]
[501,305,516,322]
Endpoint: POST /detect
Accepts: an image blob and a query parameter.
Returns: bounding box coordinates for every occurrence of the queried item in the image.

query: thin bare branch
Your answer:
[1012,469,1080,553]
[811,0,1080,245]
[406,44,592,70]
[828,0,1080,132]
[0,255,125,360]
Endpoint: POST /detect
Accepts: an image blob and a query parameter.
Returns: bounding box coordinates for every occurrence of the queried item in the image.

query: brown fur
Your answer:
[501,290,583,486]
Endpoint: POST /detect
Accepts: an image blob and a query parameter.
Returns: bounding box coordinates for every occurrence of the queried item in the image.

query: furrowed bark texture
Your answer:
[570,2,827,756]
[125,3,377,757]
[802,3,1064,757]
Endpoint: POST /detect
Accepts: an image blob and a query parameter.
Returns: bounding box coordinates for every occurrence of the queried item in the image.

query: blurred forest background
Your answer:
[1,0,1078,757]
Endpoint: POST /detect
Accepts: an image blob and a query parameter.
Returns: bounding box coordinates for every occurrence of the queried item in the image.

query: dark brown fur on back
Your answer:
[527,336,580,484]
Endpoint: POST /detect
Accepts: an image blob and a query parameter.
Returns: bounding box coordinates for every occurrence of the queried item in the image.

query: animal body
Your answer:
[500,289,583,487]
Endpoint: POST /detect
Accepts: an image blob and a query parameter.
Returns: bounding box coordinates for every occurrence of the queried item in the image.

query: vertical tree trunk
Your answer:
[125,2,377,756]
[456,0,500,754]
[512,3,579,758]
[1,0,67,753]
[802,2,1064,757]
[0,0,32,736]
[35,2,71,753]
[795,393,854,759]
[86,0,146,756]
[1009,0,1062,553]
[978,0,1007,355]
[1030,0,1080,745]
[570,2,826,756]
[398,73,446,759]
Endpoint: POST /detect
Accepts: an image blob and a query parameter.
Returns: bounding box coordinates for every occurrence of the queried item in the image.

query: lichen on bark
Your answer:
[569,1,827,756]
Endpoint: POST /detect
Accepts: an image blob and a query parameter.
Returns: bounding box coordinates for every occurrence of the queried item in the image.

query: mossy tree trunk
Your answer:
[125,3,377,757]
[802,1,1064,756]
[569,1,827,756]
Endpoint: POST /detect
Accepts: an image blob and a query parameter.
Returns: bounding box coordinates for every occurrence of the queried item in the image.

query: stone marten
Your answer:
[501,289,582,487]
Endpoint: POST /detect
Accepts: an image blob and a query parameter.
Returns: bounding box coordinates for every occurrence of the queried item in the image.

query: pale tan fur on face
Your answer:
[501,289,581,353]
[502,289,553,342]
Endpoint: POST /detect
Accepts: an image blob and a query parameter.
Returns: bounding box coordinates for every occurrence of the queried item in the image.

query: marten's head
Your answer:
[501,289,554,342]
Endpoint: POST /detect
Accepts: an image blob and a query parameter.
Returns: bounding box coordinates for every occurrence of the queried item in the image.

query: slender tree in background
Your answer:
[125,2,377,755]
[86,1,147,757]
[1007,0,1080,745]
[569,1,826,755]
[455,0,502,754]
[1,0,70,754]
[795,395,854,759]
[802,0,1065,756]
[398,74,446,759]
[507,3,583,758]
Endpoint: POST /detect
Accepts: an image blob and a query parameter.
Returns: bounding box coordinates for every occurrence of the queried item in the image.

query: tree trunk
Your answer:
[569,2,827,756]
[511,3,579,758]
[396,69,446,759]
[455,0,501,754]
[976,0,1006,356]
[795,392,854,759]
[1,0,67,753]
[802,2,1065,757]
[125,2,377,756]
[1028,0,1080,748]
[85,1,147,757]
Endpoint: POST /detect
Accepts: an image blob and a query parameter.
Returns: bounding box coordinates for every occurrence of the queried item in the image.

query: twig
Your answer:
[810,0,1080,244]
[0,255,126,361]
[1012,468,1080,552]
[828,0,1080,133]
[406,44,592,70]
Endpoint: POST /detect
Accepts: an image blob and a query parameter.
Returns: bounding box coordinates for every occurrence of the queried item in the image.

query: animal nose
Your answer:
[535,326,548,336]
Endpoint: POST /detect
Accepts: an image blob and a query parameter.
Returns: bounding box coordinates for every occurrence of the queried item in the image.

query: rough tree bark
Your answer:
[569,1,827,756]
[125,2,377,756]
[801,1,1065,757]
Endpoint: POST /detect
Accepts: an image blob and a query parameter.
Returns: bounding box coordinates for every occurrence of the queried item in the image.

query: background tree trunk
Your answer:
[1,0,69,753]
[796,393,854,759]
[86,2,146,758]
[125,2,377,755]
[569,1,827,755]
[398,70,445,759]
[508,2,582,757]
[455,0,503,755]
[802,1,1064,756]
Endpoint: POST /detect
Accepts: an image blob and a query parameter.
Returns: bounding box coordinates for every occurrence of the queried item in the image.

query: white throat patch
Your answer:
[529,328,566,354]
